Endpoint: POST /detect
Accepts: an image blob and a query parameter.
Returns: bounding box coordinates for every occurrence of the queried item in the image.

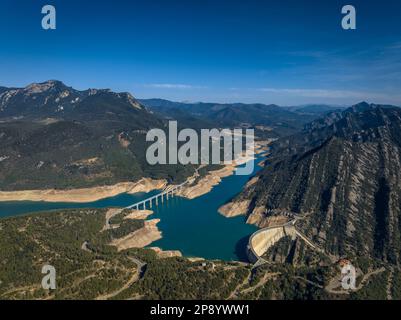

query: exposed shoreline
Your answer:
[111,209,183,256]
[175,164,237,199]
[217,141,273,223]
[0,178,167,203]
[176,140,272,200]
[0,140,271,205]
[111,218,163,251]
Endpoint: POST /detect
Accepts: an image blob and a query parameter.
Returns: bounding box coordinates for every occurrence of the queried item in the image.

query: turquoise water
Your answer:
[0,158,263,261]
[0,191,159,218]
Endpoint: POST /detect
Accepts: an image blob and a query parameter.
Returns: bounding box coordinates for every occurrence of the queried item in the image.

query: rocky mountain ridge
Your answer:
[228,103,401,266]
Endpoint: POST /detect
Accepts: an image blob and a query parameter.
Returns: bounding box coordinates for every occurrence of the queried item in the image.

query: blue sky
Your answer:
[0,0,400,105]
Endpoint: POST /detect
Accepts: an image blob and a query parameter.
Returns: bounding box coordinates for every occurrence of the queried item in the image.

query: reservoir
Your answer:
[0,157,264,261]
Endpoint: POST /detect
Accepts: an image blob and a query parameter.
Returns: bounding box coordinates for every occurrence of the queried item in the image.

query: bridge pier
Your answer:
[125,182,187,211]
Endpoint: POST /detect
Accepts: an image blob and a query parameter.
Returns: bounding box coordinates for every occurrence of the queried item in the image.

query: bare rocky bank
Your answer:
[176,140,272,200]
[111,218,163,251]
[107,208,183,257]
[0,178,167,203]
[217,140,274,226]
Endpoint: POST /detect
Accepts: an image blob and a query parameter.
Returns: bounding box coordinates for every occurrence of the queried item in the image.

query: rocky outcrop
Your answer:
[111,219,162,251]
[245,176,259,188]
[218,200,251,217]
[246,208,290,228]
[176,165,236,199]
[149,247,182,258]
[127,178,167,194]
[123,209,154,220]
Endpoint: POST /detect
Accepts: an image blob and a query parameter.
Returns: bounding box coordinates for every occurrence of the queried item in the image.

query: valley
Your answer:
[1,81,400,300]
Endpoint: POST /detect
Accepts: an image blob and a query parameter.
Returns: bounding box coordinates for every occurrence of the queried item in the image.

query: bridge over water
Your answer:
[125,181,188,210]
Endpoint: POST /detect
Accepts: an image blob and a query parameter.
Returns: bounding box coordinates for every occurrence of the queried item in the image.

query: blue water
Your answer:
[0,191,159,218]
[0,157,264,261]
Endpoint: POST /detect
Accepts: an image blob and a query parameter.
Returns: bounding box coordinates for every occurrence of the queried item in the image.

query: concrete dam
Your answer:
[247,222,319,266]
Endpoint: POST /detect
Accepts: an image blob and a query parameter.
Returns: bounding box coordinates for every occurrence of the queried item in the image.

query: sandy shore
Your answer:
[0,178,167,203]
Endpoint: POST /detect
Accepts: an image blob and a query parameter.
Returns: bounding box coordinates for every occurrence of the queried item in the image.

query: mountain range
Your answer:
[1,81,401,299]
[140,98,344,137]
[0,80,343,191]
[232,102,401,266]
[0,81,194,190]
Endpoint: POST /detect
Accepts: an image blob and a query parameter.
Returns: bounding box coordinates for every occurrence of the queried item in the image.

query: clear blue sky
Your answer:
[1,0,400,105]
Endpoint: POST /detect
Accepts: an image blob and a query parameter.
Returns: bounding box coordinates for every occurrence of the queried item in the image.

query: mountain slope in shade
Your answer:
[235,103,401,265]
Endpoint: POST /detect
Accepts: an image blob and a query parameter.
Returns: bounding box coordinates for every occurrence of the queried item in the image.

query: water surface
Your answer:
[0,158,263,261]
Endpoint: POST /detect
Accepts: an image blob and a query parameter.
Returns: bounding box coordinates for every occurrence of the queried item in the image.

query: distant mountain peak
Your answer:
[350,101,372,112]
[24,80,69,95]
[0,80,148,118]
[119,92,143,109]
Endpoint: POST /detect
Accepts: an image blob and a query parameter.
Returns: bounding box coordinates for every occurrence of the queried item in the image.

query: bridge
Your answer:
[125,181,188,210]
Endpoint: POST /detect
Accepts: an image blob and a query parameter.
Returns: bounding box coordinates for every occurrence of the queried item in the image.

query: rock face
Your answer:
[237,103,401,265]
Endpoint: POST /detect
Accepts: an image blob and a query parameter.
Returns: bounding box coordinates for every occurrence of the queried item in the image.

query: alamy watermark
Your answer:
[341,5,356,30]
[146,121,255,175]
[40,4,356,31]
[341,262,356,290]
[41,264,56,290]
[41,5,56,30]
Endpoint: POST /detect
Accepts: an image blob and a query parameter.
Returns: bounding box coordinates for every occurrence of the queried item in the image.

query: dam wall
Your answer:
[247,225,296,264]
